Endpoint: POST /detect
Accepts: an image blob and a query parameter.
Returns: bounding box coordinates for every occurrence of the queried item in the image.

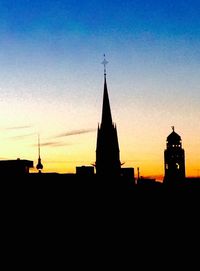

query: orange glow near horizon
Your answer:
[0,96,199,180]
[0,74,199,181]
[26,129,200,180]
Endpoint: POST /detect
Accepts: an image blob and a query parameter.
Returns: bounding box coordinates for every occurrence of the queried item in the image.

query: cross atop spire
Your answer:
[171,126,175,132]
[101,54,108,78]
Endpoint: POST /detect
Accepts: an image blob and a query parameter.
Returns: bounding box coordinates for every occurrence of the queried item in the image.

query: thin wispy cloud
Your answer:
[54,128,96,138]
[32,141,72,148]
[10,133,36,140]
[5,125,33,131]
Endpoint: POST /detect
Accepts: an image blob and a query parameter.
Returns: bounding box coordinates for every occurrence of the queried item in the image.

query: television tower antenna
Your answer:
[36,134,43,173]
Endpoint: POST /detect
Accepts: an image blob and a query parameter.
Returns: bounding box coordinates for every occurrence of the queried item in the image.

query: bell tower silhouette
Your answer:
[164,127,186,184]
[95,56,121,177]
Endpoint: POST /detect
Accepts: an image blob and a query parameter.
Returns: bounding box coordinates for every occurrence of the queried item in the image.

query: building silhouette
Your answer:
[163,127,186,184]
[76,166,94,177]
[95,57,121,177]
[0,158,33,176]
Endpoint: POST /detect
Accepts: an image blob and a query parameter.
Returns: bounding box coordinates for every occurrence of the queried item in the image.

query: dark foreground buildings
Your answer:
[0,159,33,177]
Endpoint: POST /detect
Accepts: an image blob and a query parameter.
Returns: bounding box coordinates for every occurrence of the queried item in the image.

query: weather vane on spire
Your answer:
[101,54,108,77]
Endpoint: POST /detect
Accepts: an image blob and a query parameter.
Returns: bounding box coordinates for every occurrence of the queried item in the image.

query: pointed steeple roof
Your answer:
[96,55,121,177]
[101,76,113,126]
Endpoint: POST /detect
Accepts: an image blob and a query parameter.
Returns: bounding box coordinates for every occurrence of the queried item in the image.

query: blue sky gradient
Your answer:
[1,0,200,36]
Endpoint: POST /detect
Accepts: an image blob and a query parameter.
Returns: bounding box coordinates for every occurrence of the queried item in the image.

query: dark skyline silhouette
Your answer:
[0,61,199,190]
[0,57,199,188]
[1,61,198,178]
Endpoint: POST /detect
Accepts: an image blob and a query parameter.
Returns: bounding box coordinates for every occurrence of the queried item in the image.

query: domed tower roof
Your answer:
[167,131,181,143]
[166,127,182,147]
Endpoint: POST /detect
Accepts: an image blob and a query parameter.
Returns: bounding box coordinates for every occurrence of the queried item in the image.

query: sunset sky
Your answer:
[0,0,199,179]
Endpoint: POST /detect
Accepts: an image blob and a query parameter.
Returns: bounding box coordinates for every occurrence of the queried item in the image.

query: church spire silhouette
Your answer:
[36,134,43,173]
[95,55,121,177]
[101,74,113,127]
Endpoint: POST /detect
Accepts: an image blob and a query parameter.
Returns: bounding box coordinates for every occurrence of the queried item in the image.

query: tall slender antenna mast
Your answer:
[36,134,43,173]
[38,134,40,158]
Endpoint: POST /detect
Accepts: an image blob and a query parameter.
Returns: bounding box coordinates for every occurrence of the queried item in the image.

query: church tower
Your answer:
[164,127,186,184]
[95,56,121,178]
